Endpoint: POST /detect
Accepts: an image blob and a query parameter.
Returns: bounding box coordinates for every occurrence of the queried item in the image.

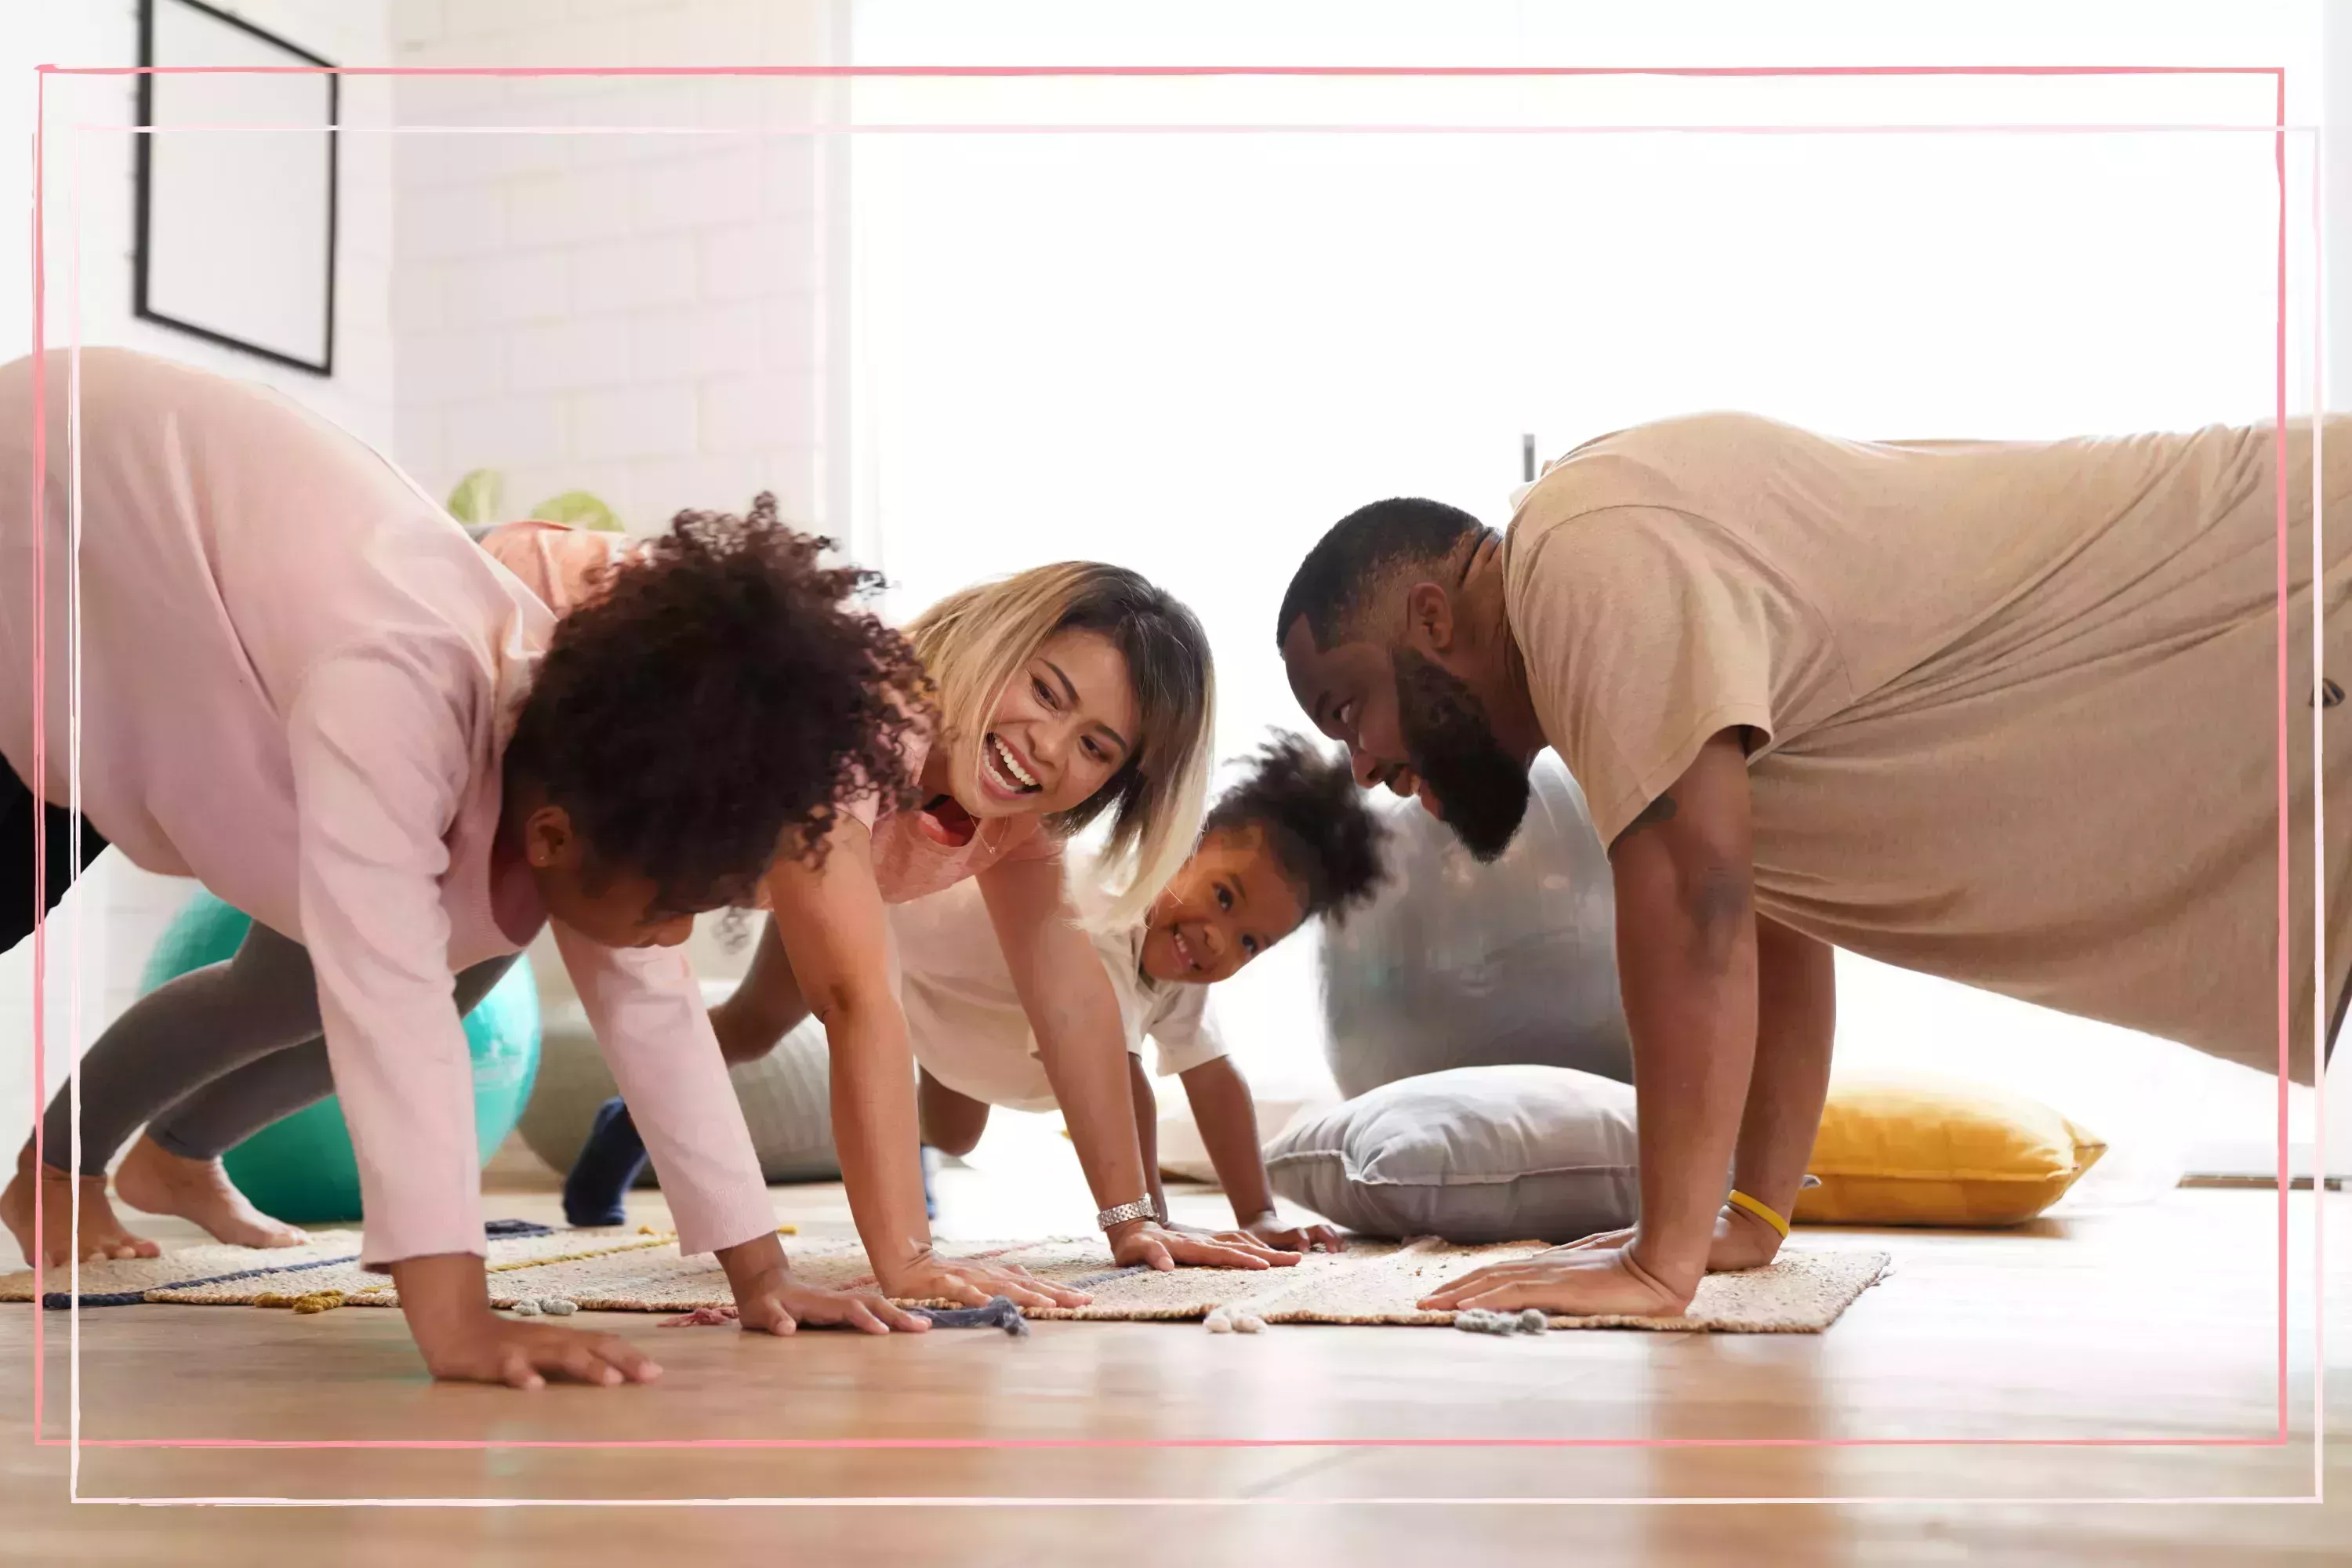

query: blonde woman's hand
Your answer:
[878,1252,1091,1312]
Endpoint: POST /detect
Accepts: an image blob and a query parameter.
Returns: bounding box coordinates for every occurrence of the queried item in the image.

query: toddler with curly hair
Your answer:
[895,732,1387,1252]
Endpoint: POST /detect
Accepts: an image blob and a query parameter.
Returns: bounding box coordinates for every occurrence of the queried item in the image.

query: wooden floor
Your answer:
[2,1140,2346,1566]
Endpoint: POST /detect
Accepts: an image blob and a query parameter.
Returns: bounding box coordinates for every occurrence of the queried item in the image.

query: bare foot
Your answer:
[4,1142,162,1268]
[113,1136,308,1251]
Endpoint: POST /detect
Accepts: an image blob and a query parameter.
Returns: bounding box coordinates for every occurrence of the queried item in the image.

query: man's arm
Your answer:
[1730,916,1836,1252]
[1603,728,1761,1301]
[1422,731,1840,1313]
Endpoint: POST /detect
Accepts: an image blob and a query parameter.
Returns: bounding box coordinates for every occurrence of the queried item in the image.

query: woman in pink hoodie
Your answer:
[2,349,934,1387]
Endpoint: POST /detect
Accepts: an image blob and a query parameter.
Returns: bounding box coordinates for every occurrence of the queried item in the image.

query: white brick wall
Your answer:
[8,5,401,445]
[389,0,849,996]
[388,1,840,545]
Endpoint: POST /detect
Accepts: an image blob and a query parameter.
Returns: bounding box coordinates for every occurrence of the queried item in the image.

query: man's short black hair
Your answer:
[1276,496,1486,650]
[1202,732,1386,924]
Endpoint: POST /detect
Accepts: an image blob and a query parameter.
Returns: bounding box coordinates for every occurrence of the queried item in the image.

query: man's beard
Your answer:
[1394,648,1530,863]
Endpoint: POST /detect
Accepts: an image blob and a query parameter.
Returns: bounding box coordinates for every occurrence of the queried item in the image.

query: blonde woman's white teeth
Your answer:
[982,739,1026,794]
[994,735,1037,788]
[985,735,1038,791]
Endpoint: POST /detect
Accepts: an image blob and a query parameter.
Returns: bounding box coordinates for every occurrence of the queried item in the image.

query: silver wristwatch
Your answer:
[1096,1196,1158,1230]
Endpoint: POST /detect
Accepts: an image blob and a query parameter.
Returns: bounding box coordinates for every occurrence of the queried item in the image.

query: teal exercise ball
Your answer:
[138,890,541,1225]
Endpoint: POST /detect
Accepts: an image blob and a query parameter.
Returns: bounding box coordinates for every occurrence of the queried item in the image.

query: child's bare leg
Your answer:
[2,1138,159,1268]
[111,1133,307,1250]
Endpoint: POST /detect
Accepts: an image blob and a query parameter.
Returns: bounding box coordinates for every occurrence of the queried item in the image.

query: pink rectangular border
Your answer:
[20,63,2325,1491]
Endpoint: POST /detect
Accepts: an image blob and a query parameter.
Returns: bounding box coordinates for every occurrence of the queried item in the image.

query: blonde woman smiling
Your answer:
[542,548,1301,1306]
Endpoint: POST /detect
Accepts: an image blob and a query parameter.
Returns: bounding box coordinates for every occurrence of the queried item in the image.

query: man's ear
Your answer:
[1403,579,1457,654]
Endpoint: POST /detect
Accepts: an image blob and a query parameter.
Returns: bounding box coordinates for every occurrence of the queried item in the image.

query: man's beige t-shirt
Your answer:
[1504,412,2352,1078]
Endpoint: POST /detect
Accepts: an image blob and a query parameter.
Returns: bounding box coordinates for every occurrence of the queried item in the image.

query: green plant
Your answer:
[446,469,622,533]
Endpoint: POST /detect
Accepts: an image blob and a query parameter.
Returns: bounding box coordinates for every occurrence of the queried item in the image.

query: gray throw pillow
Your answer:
[1265,1065,1639,1243]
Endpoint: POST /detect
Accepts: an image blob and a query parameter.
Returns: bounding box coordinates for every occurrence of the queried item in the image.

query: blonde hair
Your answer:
[906,562,1215,927]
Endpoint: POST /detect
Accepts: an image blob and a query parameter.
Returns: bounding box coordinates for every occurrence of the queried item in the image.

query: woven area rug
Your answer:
[0,1226,674,1309]
[9,1232,1888,1332]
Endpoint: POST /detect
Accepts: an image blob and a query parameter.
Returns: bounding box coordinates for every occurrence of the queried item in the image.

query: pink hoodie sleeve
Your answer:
[551,924,776,1258]
[286,651,488,1268]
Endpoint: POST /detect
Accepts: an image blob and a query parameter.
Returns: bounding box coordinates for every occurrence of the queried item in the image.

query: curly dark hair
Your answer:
[503,494,932,914]
[1202,731,1387,924]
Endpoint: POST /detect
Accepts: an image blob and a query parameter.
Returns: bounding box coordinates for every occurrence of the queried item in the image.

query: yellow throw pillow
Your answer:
[1793,1073,2107,1228]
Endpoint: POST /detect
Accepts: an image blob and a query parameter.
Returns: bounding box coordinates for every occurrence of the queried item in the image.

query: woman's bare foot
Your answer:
[113,1135,307,1251]
[3,1143,162,1268]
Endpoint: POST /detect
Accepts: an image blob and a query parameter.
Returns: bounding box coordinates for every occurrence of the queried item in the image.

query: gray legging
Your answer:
[38,918,516,1175]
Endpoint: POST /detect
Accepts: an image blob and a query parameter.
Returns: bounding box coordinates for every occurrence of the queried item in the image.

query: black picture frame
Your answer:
[134,0,339,376]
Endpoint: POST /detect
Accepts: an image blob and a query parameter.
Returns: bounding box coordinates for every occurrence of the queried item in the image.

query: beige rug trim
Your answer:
[11,1232,1888,1332]
[0,1229,369,1302]
[2,1228,675,1308]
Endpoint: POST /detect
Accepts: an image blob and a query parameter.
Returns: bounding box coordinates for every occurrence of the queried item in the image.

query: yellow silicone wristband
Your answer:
[1726,1189,1790,1239]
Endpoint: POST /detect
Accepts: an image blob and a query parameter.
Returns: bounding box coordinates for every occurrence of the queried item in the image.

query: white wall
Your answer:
[3,0,844,1142]
[387,0,837,539]
[2,2,2338,1178]
[3,1,397,1152]
[386,0,846,1002]
[5,2,397,426]
[846,0,2337,1185]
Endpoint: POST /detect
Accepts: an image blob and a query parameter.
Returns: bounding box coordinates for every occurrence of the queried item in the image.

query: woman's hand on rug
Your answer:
[1555,1205,1780,1274]
[434,1318,666,1389]
[880,1254,1091,1312]
[397,1252,662,1390]
[1414,1244,1693,1319]
[718,1231,946,1329]
[1110,1219,1299,1272]
[735,1277,933,1337]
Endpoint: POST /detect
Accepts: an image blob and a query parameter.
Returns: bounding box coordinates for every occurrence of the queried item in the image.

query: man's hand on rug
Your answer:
[1555,1203,1780,1274]
[1110,1219,1300,1272]
[880,1253,1091,1312]
[1414,1244,1693,1319]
